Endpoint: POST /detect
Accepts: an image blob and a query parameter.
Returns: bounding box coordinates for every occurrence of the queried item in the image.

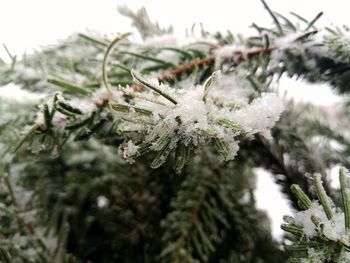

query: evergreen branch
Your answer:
[172,174,213,263]
[131,47,275,93]
[158,47,275,82]
[156,56,216,83]
[3,5,343,262]
[283,167,350,262]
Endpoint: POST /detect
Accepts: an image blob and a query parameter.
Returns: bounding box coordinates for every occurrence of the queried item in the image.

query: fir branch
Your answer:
[283,167,350,262]
[132,47,276,92]
[172,174,213,263]
[3,4,346,263]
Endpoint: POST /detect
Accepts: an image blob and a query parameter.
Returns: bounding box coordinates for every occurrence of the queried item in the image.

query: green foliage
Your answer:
[282,168,350,262]
[2,2,350,263]
[159,156,284,263]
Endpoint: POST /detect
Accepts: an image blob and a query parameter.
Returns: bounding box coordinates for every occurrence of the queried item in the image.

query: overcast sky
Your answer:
[1,0,349,57]
[1,0,348,239]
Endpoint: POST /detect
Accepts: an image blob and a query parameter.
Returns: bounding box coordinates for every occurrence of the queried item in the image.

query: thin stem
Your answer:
[305,12,323,31]
[102,33,131,94]
[12,124,40,153]
[131,70,178,105]
[157,56,215,83]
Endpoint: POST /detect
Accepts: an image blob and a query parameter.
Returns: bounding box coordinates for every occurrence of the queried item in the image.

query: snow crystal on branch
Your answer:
[110,70,284,171]
[26,65,284,172]
[121,140,140,164]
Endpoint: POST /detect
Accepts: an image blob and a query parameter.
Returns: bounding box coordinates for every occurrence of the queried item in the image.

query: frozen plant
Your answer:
[112,69,284,172]
[281,168,350,262]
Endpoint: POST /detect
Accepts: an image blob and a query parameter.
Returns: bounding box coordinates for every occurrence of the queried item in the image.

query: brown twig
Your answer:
[132,46,276,92]
[158,56,216,82]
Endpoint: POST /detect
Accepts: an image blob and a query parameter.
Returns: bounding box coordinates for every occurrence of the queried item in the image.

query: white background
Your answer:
[1,0,348,239]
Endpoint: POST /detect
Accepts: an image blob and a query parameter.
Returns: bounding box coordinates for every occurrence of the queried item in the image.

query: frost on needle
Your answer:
[112,70,284,172]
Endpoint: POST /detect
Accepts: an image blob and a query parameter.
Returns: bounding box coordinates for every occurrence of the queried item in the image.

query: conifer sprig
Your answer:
[282,168,350,262]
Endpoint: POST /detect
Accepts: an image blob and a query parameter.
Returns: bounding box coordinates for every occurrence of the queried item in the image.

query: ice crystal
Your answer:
[121,140,140,164]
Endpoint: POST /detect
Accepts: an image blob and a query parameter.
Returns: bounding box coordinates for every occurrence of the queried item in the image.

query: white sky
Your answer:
[1,0,349,58]
[1,0,348,239]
